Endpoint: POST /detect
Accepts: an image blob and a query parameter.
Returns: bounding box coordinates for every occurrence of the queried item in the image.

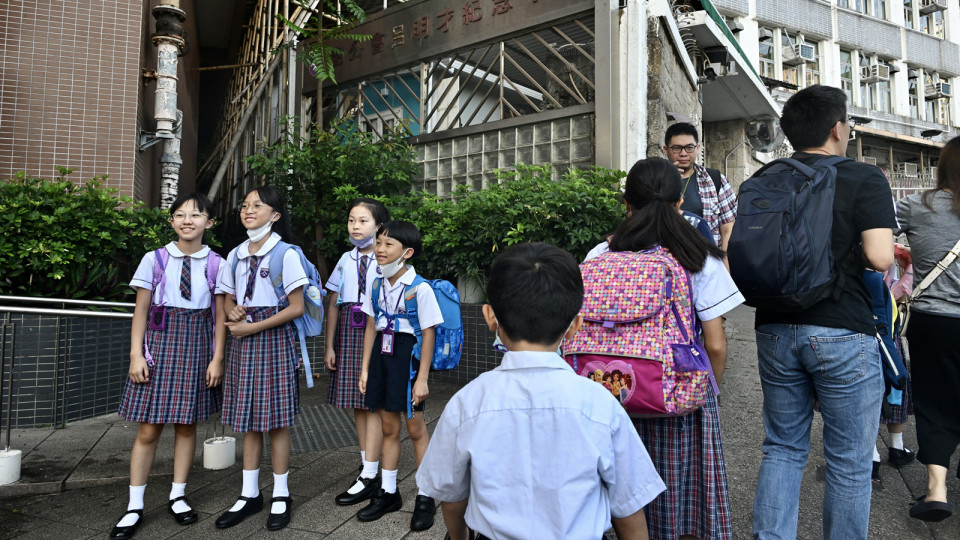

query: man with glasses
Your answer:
[663,122,737,254]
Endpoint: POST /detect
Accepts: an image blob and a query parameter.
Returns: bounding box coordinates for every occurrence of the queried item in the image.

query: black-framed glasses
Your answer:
[667,144,698,154]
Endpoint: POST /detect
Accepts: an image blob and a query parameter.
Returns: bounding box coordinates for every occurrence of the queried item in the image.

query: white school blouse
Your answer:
[360,266,443,336]
[326,248,378,305]
[584,242,744,322]
[130,243,223,309]
[216,233,308,308]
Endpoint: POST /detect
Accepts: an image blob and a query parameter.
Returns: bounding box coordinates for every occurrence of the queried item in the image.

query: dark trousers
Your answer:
[907,311,960,472]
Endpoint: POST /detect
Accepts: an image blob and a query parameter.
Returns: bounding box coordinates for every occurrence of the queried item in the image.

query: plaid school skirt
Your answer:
[326,303,366,409]
[119,308,222,424]
[221,306,300,432]
[633,387,732,540]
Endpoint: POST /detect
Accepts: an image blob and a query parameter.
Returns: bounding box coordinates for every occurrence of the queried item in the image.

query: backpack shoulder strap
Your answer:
[371,277,384,321]
[706,168,723,194]
[205,251,222,322]
[152,247,170,304]
[268,241,293,299]
[403,275,427,339]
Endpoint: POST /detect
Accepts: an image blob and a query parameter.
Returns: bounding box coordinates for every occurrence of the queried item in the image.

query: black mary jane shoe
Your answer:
[109,509,143,539]
[215,492,264,529]
[168,495,199,525]
[266,496,293,531]
[888,447,917,468]
[410,494,436,531]
[335,474,381,506]
[357,489,403,522]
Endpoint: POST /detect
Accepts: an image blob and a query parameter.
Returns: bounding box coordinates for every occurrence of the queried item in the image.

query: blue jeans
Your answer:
[752,324,882,540]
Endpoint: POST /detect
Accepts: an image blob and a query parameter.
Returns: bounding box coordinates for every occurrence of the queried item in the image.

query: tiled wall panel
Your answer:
[756,0,832,40]
[836,10,902,58]
[710,0,749,17]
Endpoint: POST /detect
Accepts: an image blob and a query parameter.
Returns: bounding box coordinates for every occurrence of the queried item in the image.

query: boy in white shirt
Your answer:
[417,242,666,540]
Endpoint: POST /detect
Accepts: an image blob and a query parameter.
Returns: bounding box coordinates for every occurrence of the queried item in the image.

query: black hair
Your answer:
[244,185,296,243]
[348,197,390,225]
[664,122,700,145]
[780,84,848,151]
[924,135,960,217]
[377,220,422,257]
[609,158,725,272]
[170,192,214,218]
[486,242,584,345]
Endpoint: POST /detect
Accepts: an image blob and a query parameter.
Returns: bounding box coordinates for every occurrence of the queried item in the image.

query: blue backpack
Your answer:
[728,156,850,312]
[863,270,907,406]
[231,241,325,388]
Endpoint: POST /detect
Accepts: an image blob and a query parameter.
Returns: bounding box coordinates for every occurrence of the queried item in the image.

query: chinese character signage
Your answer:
[328,0,593,84]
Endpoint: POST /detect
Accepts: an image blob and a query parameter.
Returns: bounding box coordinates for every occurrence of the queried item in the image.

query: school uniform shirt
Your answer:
[360,266,443,335]
[216,232,308,307]
[585,242,743,322]
[130,243,222,309]
[416,350,666,540]
[326,248,378,304]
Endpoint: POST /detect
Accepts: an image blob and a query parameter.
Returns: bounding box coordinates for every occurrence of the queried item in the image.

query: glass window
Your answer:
[904,0,914,29]
[920,11,946,38]
[840,50,855,104]
[908,77,920,119]
[759,27,775,79]
[781,32,799,86]
[878,62,892,113]
[804,42,821,87]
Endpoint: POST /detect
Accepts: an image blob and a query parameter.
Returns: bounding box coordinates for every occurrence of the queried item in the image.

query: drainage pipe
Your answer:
[152,1,186,209]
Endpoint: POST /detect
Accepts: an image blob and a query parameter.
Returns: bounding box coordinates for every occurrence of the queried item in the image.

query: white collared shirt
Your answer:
[130,243,222,309]
[326,248,378,304]
[417,350,665,540]
[360,266,443,335]
[216,233,308,307]
[585,242,744,322]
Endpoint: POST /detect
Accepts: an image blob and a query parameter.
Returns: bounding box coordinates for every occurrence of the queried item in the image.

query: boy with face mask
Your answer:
[357,220,444,531]
[416,242,665,540]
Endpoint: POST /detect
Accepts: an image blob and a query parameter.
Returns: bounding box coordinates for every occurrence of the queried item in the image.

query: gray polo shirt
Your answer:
[897,190,960,318]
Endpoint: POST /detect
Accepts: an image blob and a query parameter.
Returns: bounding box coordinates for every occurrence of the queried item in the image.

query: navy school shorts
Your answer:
[365,332,425,413]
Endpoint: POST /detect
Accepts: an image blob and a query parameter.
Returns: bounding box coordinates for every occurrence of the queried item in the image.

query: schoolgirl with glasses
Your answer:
[111,193,226,539]
[214,186,307,531]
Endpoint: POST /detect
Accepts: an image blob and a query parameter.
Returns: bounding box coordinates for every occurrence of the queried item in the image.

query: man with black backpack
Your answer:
[728,85,896,540]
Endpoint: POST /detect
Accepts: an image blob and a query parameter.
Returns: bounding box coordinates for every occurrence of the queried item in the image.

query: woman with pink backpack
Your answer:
[582,157,744,540]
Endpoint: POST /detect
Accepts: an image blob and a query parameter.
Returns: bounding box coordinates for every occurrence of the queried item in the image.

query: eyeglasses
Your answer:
[172,212,208,221]
[667,144,698,154]
[238,202,270,213]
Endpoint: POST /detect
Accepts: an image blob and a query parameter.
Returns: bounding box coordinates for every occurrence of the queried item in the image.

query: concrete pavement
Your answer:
[1,305,959,539]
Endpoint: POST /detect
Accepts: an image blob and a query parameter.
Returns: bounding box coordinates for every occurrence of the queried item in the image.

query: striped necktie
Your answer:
[245,256,259,300]
[358,255,368,296]
[179,256,191,300]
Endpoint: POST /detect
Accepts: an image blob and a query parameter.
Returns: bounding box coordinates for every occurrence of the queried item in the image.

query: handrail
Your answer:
[0,295,135,309]
[0,306,133,319]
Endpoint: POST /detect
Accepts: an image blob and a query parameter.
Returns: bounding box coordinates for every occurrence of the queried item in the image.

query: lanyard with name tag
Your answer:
[380,283,405,356]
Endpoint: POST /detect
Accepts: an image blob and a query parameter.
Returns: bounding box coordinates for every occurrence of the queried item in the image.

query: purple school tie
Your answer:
[358,255,368,296]
[179,256,191,300]
[245,256,259,300]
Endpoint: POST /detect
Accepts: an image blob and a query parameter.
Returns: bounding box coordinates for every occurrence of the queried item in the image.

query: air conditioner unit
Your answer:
[894,163,920,175]
[919,0,947,15]
[862,157,878,166]
[926,82,952,99]
[782,43,816,65]
[861,64,890,83]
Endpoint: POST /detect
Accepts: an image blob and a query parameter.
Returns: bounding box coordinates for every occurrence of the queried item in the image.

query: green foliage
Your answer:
[245,120,419,268]
[0,170,216,301]
[279,0,369,84]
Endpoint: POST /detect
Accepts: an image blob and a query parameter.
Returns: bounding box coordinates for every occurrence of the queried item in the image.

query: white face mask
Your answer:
[350,234,375,249]
[247,214,278,242]
[378,249,410,279]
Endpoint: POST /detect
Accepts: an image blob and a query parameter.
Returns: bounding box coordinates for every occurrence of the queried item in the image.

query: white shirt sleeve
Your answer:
[691,255,744,321]
[326,252,348,294]
[361,278,378,318]
[584,242,609,261]
[217,249,238,295]
[281,248,309,295]
[603,407,666,518]
[129,251,157,291]
[416,395,471,502]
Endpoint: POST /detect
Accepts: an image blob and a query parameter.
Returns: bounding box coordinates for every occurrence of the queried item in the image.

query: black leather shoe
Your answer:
[335,474,381,506]
[215,492,263,529]
[356,489,402,522]
[889,447,916,468]
[109,509,143,539]
[910,494,953,522]
[168,495,199,525]
[410,494,436,531]
[266,496,293,531]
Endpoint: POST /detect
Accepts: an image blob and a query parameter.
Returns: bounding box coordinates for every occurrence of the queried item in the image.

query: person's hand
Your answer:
[359,370,368,394]
[227,304,246,323]
[206,359,224,388]
[129,353,150,384]
[412,379,429,406]
[324,348,337,371]
[894,243,912,267]
[225,321,257,338]
[673,160,685,175]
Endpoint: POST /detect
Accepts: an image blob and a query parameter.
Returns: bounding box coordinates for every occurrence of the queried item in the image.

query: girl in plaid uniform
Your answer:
[111,193,226,540]
[324,198,390,507]
[584,158,744,540]
[215,186,307,532]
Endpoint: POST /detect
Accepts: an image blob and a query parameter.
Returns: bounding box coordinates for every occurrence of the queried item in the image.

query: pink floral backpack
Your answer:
[563,247,717,417]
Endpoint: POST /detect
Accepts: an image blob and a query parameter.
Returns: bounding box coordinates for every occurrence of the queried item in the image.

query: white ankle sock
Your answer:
[117,485,145,527]
[417,488,429,497]
[891,432,904,450]
[873,446,881,462]
[169,482,190,513]
[382,469,398,494]
[229,469,260,512]
[361,460,379,479]
[271,472,290,513]
[361,450,366,462]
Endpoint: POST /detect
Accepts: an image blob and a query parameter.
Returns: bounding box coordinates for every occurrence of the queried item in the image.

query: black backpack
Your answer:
[728,156,850,311]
